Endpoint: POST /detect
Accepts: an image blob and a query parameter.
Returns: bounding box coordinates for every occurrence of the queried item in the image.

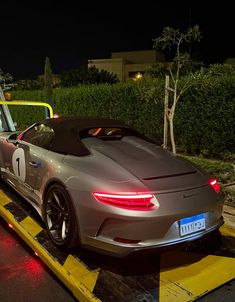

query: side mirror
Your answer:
[6,132,19,145]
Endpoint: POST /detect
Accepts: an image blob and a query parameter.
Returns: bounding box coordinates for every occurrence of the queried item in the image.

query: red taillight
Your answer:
[53,113,60,118]
[17,132,23,140]
[92,192,157,211]
[209,178,220,193]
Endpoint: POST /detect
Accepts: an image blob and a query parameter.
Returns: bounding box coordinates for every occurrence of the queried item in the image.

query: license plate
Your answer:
[179,213,206,236]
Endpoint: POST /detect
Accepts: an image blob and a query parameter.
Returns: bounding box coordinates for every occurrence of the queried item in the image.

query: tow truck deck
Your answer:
[1,181,235,302]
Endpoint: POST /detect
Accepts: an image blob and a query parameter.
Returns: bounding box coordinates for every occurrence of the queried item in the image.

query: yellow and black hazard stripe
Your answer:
[1,185,235,302]
[0,187,160,302]
[0,189,100,302]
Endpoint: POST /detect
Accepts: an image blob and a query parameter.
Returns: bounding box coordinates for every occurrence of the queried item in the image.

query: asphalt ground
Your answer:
[0,217,77,302]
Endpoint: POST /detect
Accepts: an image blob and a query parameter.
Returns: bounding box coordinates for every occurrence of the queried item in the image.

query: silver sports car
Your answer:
[0,116,224,256]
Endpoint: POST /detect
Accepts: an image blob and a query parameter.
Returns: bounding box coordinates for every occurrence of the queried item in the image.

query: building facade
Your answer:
[88,50,165,82]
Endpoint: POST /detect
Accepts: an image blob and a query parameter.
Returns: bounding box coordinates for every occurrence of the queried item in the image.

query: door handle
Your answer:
[29,161,41,168]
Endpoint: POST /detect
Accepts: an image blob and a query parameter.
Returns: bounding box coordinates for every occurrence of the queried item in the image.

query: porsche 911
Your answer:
[0,116,224,256]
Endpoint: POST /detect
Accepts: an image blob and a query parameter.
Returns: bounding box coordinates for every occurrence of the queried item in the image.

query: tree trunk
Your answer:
[169,115,176,155]
[163,75,169,149]
[44,57,53,118]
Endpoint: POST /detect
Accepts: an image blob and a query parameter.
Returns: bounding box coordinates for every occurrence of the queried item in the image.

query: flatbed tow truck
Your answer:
[0,85,235,302]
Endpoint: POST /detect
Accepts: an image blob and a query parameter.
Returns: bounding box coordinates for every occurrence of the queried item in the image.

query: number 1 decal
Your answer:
[16,157,20,176]
[12,148,26,182]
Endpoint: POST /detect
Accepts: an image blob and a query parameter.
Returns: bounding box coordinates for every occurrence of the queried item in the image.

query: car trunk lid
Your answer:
[86,136,208,192]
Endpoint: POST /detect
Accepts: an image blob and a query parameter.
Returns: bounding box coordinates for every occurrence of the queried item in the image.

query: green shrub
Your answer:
[11,75,235,158]
[12,80,165,143]
[176,74,235,157]
[180,155,235,183]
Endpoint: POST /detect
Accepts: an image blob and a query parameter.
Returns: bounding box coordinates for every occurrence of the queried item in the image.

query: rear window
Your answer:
[80,127,136,140]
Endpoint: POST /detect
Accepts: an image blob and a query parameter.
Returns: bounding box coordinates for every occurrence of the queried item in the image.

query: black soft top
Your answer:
[39,116,141,156]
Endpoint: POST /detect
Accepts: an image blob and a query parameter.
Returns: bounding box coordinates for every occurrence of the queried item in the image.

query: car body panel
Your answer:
[0,117,225,256]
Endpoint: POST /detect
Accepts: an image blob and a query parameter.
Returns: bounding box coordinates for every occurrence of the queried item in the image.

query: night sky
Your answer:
[1,1,234,79]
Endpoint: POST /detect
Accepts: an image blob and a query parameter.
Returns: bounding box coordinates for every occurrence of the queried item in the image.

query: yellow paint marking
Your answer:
[0,100,54,118]
[160,252,235,302]
[20,216,43,237]
[220,225,235,238]
[63,255,100,292]
[0,191,12,206]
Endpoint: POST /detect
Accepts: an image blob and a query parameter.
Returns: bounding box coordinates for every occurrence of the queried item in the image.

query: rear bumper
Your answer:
[81,215,224,258]
[70,185,225,257]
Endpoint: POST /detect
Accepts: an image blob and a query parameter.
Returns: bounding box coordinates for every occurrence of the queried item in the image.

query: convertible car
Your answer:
[0,116,224,256]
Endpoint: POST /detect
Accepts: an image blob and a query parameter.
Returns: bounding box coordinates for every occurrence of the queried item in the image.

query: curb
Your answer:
[223,204,235,230]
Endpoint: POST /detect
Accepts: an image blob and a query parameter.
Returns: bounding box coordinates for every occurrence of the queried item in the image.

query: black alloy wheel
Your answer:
[44,183,79,249]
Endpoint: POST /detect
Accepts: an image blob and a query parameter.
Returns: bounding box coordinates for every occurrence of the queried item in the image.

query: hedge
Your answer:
[10,76,235,159]
[11,81,165,145]
[176,75,235,159]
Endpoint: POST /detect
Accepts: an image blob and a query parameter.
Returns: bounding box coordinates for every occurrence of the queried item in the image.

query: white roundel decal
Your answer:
[12,148,26,182]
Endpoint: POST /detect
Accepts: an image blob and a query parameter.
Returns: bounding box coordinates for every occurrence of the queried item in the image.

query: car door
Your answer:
[6,123,54,207]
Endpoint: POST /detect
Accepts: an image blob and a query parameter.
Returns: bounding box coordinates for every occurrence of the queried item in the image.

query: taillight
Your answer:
[92,192,157,211]
[209,178,220,193]
[17,132,23,140]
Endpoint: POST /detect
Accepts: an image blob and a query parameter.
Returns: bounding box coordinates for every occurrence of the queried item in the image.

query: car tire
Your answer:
[44,183,79,250]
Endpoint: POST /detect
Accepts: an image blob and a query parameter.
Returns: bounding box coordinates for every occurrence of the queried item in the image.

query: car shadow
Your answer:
[74,229,235,277]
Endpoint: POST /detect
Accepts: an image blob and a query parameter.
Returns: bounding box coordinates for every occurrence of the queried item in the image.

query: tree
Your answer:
[205,63,235,77]
[43,57,53,117]
[153,26,202,154]
[0,69,14,87]
[44,57,53,104]
[15,78,44,90]
[61,66,119,87]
